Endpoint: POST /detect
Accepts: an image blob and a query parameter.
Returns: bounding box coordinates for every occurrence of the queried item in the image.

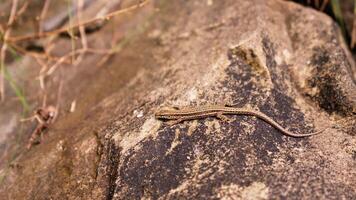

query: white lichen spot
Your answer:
[56,140,65,151]
[203,120,224,140]
[310,86,319,96]
[166,129,182,156]
[147,29,162,39]
[133,109,144,118]
[119,117,160,154]
[216,182,268,200]
[185,87,198,102]
[216,184,242,199]
[282,49,291,60]
[212,120,221,130]
[187,120,198,136]
[241,182,269,200]
[166,180,191,196]
[275,55,282,65]
[79,137,97,154]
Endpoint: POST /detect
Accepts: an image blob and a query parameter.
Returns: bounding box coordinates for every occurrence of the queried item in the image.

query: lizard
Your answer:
[155,104,323,138]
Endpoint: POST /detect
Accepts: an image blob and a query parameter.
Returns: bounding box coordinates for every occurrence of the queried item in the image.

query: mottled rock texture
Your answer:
[0,0,355,199]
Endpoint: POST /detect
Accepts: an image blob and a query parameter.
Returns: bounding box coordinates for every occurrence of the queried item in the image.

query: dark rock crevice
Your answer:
[92,130,121,200]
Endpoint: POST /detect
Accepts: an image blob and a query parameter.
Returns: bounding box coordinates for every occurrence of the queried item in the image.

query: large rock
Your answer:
[0,0,355,199]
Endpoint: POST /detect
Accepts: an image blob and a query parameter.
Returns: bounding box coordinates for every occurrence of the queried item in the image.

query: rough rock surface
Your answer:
[0,0,355,199]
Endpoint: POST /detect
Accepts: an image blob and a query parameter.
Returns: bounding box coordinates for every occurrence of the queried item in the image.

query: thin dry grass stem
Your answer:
[2,1,28,31]
[20,115,35,122]
[20,91,47,123]
[351,2,356,48]
[1,0,19,101]
[74,0,88,66]
[315,0,320,8]
[35,57,49,90]
[96,48,115,67]
[96,21,121,67]
[46,54,69,76]
[7,0,149,43]
[53,78,63,122]
[45,47,112,76]
[42,93,47,107]
[0,48,6,101]
[14,0,29,20]
[320,0,329,11]
[0,24,4,34]
[38,0,51,34]
[9,42,70,65]
[96,44,113,67]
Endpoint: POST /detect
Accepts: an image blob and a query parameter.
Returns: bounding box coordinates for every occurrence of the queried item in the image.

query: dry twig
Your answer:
[320,0,329,11]
[7,0,149,43]
[1,0,19,101]
[73,0,88,66]
[45,47,113,76]
[351,1,356,48]
[38,0,52,34]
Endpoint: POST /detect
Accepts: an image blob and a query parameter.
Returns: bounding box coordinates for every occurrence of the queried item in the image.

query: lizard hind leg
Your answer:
[171,106,180,110]
[216,112,233,123]
[224,102,238,107]
[159,106,180,112]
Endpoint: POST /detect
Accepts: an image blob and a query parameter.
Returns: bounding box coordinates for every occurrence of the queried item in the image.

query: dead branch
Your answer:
[7,0,149,43]
[8,42,71,65]
[351,11,356,48]
[73,0,88,66]
[320,0,329,11]
[1,0,19,101]
[38,0,51,34]
[45,47,113,76]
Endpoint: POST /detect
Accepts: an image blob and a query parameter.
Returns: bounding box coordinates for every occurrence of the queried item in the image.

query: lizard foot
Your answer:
[216,113,233,123]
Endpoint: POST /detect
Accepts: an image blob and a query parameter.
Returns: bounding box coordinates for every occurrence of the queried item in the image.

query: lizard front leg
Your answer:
[216,112,233,122]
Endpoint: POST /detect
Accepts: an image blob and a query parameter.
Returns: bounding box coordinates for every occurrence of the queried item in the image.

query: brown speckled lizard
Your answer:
[155,104,322,138]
